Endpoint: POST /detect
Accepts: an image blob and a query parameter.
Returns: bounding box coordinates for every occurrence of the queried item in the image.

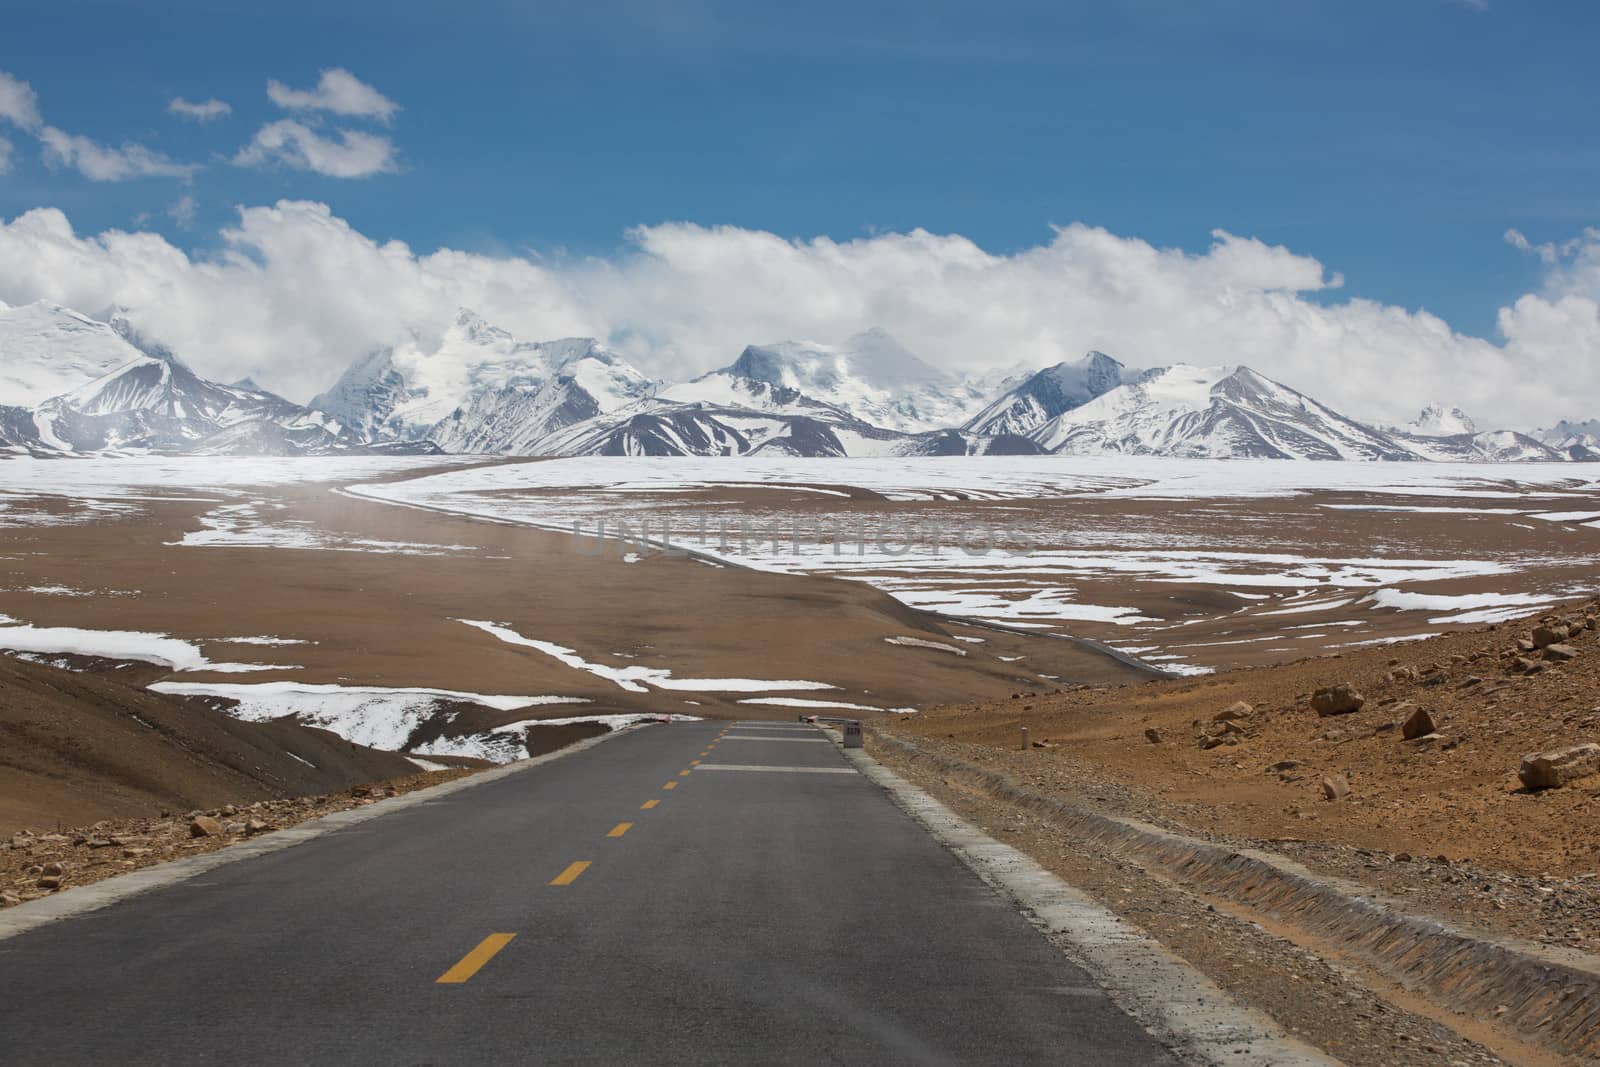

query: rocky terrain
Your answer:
[0,767,479,909]
[885,598,1600,952]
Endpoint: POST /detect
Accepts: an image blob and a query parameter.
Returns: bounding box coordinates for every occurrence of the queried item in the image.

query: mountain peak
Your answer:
[1406,403,1477,437]
[962,350,1129,437]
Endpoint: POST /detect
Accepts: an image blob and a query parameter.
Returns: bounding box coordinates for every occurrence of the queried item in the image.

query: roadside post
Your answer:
[843,720,864,749]
[1020,724,1029,751]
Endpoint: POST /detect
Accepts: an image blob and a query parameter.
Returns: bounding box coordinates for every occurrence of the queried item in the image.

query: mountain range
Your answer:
[0,299,1593,462]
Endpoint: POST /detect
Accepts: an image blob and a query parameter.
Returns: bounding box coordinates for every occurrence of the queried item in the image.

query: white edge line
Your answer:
[831,731,1340,1067]
[0,727,633,943]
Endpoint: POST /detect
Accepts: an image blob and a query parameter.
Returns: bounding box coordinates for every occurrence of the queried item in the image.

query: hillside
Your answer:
[0,654,421,835]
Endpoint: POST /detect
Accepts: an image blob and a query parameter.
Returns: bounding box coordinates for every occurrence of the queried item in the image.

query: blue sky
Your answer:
[2,0,1593,339]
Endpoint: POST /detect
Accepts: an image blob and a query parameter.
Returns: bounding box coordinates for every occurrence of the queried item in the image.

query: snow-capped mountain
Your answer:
[0,300,1591,463]
[429,341,658,454]
[0,303,402,456]
[688,329,994,433]
[963,352,1128,437]
[1534,419,1600,461]
[1032,365,1423,460]
[310,310,614,441]
[0,301,154,407]
[1404,403,1477,437]
[31,354,351,453]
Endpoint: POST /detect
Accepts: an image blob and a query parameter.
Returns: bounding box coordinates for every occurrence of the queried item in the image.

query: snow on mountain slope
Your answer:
[0,301,152,407]
[1033,364,1418,460]
[659,371,854,420]
[35,355,352,453]
[310,309,573,440]
[711,329,992,433]
[1535,419,1600,460]
[1404,403,1477,437]
[429,342,658,454]
[963,352,1127,437]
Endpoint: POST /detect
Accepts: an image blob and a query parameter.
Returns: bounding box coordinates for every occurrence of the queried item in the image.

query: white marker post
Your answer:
[1020,725,1029,751]
[843,721,864,749]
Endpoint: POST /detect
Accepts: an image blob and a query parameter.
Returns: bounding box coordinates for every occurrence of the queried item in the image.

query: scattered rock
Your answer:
[1311,685,1365,717]
[1214,701,1253,721]
[1544,643,1579,663]
[1387,666,1416,682]
[1400,705,1437,741]
[188,815,223,838]
[1519,743,1600,791]
[1321,774,1351,801]
[244,818,272,836]
[1143,728,1162,744]
[1267,760,1303,773]
[36,876,61,891]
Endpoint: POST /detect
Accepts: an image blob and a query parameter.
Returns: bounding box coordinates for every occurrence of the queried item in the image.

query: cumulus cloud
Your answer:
[167,96,232,122]
[266,69,399,122]
[232,120,397,178]
[0,200,1591,429]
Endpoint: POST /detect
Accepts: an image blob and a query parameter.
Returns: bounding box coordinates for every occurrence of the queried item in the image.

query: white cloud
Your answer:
[232,120,398,179]
[0,201,1592,430]
[0,71,42,131]
[0,136,12,175]
[167,96,232,122]
[0,70,195,182]
[266,69,399,122]
[38,126,198,182]
[167,195,197,228]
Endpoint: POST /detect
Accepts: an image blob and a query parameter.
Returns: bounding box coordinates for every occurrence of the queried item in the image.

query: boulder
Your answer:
[1214,701,1253,722]
[189,815,223,838]
[1544,643,1579,663]
[1144,728,1163,744]
[1532,625,1569,649]
[1519,743,1600,791]
[1400,705,1436,740]
[1321,774,1351,801]
[1311,685,1365,717]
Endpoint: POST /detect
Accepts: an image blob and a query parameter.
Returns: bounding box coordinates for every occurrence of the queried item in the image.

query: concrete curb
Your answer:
[870,730,1600,1063]
[824,728,1339,1066]
[0,727,631,943]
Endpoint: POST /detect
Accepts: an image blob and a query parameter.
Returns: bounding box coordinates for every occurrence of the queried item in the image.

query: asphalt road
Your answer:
[0,722,1178,1065]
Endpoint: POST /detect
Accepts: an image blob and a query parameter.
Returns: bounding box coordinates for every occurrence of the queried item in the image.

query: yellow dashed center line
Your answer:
[436,933,516,984]
[691,759,702,766]
[607,822,633,838]
[663,781,678,790]
[678,769,692,777]
[640,799,660,810]
[550,861,591,886]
